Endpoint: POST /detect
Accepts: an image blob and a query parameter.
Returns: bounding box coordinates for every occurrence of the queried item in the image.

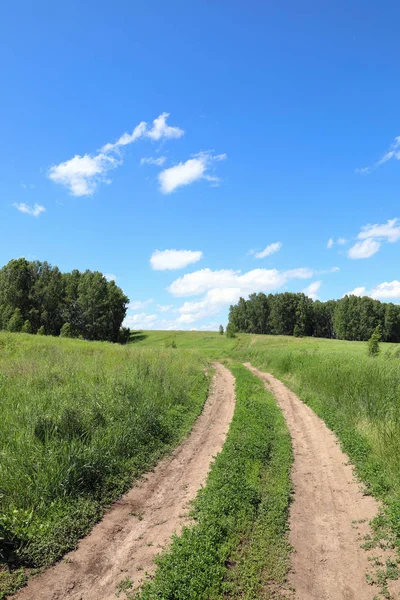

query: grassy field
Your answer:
[138,330,400,556]
[3,327,400,598]
[135,363,292,600]
[0,332,209,597]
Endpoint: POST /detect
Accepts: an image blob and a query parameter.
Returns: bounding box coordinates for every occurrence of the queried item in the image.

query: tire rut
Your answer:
[14,362,235,600]
[244,362,396,600]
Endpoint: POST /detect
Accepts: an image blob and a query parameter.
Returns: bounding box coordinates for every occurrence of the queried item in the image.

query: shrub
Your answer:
[21,320,33,334]
[219,325,224,335]
[36,326,45,336]
[226,323,236,338]
[8,309,24,333]
[60,323,73,338]
[368,325,382,357]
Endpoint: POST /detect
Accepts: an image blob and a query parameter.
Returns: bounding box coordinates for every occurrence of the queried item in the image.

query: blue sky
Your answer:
[2,1,400,330]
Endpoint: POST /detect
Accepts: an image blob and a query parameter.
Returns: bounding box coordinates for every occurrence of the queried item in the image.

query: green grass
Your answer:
[135,363,292,600]
[136,331,400,575]
[0,332,209,598]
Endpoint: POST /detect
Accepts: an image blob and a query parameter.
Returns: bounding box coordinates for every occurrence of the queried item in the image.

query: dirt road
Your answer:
[244,363,390,600]
[15,363,235,600]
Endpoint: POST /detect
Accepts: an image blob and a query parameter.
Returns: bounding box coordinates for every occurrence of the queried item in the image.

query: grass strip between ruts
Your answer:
[135,362,292,600]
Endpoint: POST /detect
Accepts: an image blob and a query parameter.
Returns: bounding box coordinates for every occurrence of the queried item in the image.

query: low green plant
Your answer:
[137,363,292,599]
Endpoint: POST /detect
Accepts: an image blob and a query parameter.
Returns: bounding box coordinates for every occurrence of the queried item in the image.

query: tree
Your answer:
[8,309,24,332]
[21,320,33,334]
[60,322,73,338]
[219,325,224,335]
[37,325,46,336]
[226,323,236,338]
[368,326,382,357]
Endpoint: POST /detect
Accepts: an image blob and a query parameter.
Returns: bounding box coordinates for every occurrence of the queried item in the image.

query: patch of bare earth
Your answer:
[14,362,235,600]
[244,363,399,600]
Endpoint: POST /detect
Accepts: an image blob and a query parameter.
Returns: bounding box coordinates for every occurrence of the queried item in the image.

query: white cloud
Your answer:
[150,249,203,271]
[348,238,381,259]
[13,203,46,217]
[371,281,400,299]
[48,153,119,196]
[356,136,400,174]
[177,288,243,324]
[101,113,184,153]
[158,152,226,194]
[140,156,166,166]
[49,113,183,196]
[343,286,367,297]
[157,304,174,312]
[129,298,154,310]
[104,273,117,281]
[357,218,400,243]
[168,267,314,298]
[337,237,347,245]
[327,238,334,249]
[302,281,321,300]
[123,312,158,329]
[254,242,282,259]
[348,218,400,259]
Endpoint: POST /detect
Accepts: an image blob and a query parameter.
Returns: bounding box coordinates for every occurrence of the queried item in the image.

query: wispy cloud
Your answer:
[104,273,117,281]
[48,113,183,196]
[158,152,226,194]
[356,136,400,174]
[302,280,321,300]
[140,156,167,166]
[150,249,203,271]
[252,242,282,259]
[129,298,154,310]
[123,312,158,329]
[101,113,184,153]
[348,218,400,259]
[327,238,334,249]
[13,203,46,217]
[344,280,400,300]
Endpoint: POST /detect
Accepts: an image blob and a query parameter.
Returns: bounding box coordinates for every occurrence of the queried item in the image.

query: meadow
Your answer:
[0,332,209,597]
[3,328,400,598]
[140,330,400,555]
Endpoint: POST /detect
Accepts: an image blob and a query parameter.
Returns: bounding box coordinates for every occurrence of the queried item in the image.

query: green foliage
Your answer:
[0,333,208,593]
[7,309,24,333]
[36,325,45,336]
[228,290,400,342]
[21,320,33,334]
[218,324,224,335]
[138,364,292,600]
[368,325,382,357]
[226,322,236,338]
[59,322,73,338]
[0,258,129,342]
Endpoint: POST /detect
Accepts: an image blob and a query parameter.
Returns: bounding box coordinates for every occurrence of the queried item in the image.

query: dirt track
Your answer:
[244,363,393,600]
[15,363,235,600]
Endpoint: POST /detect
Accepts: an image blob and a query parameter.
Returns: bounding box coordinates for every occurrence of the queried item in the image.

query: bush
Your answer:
[368,325,382,357]
[60,323,73,338]
[8,309,24,333]
[36,326,45,336]
[219,325,224,335]
[226,323,236,339]
[21,320,33,334]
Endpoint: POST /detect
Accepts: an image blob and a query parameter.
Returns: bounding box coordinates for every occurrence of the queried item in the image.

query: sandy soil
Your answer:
[15,362,235,600]
[244,363,397,600]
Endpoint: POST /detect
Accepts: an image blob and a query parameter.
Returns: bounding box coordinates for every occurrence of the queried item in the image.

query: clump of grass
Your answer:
[0,332,209,597]
[137,363,292,599]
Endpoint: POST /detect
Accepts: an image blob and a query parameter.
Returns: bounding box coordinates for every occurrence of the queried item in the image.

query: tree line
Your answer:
[228,292,400,342]
[0,258,130,342]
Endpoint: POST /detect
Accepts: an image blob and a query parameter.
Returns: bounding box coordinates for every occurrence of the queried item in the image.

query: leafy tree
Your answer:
[368,326,382,356]
[219,325,224,335]
[226,323,236,338]
[8,309,24,332]
[37,325,45,336]
[60,322,73,338]
[21,320,33,334]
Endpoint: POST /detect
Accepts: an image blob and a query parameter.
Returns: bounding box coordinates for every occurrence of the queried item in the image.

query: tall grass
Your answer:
[243,340,400,548]
[0,332,208,585]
